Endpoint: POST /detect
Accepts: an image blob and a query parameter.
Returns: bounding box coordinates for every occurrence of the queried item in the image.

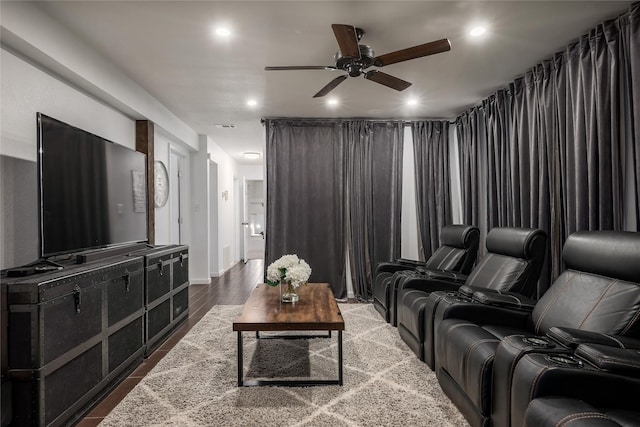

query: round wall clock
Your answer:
[154,160,169,208]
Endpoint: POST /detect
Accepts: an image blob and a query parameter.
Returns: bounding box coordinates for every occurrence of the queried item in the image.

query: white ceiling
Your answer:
[35,1,633,164]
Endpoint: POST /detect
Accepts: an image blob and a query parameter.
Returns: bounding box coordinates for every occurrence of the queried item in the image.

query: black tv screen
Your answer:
[37,113,148,258]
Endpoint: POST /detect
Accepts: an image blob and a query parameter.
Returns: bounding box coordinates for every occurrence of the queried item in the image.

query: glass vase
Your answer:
[280,279,299,303]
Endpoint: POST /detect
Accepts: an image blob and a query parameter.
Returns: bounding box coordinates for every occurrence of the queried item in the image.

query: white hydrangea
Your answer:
[266,254,301,284]
[285,259,312,287]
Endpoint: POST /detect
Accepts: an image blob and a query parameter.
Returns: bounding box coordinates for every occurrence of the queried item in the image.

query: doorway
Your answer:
[169,148,185,244]
[209,160,219,276]
[244,179,265,260]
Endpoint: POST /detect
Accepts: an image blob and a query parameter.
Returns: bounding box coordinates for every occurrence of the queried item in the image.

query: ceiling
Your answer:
[35,1,633,164]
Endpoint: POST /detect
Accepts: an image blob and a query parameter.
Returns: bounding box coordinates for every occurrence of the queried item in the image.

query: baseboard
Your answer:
[190,278,211,285]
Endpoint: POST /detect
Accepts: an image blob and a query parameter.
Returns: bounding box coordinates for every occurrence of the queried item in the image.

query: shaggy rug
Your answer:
[100,303,468,426]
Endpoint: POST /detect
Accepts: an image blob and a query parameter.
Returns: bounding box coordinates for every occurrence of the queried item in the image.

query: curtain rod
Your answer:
[260,118,457,125]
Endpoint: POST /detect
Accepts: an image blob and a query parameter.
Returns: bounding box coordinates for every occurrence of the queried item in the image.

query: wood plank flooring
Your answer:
[76,259,264,427]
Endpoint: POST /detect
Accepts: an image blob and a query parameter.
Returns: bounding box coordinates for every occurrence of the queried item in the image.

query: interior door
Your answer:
[245,179,265,259]
[169,149,183,244]
[241,177,249,262]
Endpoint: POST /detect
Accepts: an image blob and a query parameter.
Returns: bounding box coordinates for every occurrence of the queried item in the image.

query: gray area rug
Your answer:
[100,303,469,426]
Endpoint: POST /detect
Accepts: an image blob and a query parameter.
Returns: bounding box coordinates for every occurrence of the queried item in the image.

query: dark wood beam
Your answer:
[136,120,155,245]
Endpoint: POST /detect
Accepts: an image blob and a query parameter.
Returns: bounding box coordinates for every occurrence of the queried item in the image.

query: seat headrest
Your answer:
[562,231,640,283]
[486,227,547,260]
[441,225,480,250]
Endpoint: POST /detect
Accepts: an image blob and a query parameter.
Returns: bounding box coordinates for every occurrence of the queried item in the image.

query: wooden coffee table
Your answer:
[233,282,345,387]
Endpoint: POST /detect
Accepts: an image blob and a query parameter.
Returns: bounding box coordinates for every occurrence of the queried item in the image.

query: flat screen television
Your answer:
[37,113,148,258]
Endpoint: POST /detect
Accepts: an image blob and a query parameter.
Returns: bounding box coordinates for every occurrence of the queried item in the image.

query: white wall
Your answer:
[401,127,420,260]
[0,49,135,161]
[449,125,463,224]
[0,3,250,283]
[154,133,172,245]
[0,48,138,269]
[189,137,211,284]
[0,1,199,151]
[208,138,239,273]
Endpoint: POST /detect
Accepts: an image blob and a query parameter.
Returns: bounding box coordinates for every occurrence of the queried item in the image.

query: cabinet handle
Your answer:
[73,285,81,314]
[157,262,163,276]
[180,254,185,267]
[124,274,131,292]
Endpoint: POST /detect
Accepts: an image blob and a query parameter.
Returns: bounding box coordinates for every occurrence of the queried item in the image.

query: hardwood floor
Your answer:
[76,259,264,427]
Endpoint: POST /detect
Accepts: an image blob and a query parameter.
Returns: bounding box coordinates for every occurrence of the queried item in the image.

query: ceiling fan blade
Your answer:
[373,38,451,67]
[364,70,412,91]
[331,24,360,59]
[313,75,348,98]
[265,66,337,71]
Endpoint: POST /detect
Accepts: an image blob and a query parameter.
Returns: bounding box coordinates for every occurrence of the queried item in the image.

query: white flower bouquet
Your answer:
[266,254,312,288]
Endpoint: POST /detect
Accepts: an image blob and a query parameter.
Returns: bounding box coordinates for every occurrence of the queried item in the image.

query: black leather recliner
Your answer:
[372,224,479,323]
[396,227,547,368]
[434,231,640,427]
[517,336,640,427]
[525,396,640,427]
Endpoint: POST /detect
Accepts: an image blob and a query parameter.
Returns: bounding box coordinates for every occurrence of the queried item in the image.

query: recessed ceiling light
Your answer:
[246,99,258,107]
[242,152,261,160]
[469,25,487,37]
[215,26,231,38]
[327,98,339,106]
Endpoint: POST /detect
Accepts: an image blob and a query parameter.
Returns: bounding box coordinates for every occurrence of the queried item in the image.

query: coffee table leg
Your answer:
[237,331,243,387]
[338,330,343,386]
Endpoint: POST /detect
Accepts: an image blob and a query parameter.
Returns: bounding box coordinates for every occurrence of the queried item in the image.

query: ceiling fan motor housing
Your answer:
[334,44,374,77]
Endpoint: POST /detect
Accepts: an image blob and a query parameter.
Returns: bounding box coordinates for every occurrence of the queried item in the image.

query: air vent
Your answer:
[213,124,236,129]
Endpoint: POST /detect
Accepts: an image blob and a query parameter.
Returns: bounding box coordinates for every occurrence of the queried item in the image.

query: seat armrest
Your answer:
[459,285,498,297]
[374,262,415,275]
[471,291,536,311]
[439,301,532,329]
[402,277,462,293]
[575,343,640,375]
[414,268,468,283]
[394,258,426,267]
[547,327,640,350]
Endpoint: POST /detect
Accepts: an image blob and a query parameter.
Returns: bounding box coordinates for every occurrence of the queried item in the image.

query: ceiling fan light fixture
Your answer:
[327,98,340,107]
[407,98,419,106]
[242,152,261,160]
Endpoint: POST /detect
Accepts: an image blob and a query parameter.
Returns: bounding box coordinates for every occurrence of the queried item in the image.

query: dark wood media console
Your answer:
[0,245,189,427]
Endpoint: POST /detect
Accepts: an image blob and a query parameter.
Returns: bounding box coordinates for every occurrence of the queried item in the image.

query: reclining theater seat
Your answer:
[434,231,640,427]
[519,333,640,427]
[514,337,640,427]
[372,224,479,323]
[396,227,547,367]
[525,396,640,427]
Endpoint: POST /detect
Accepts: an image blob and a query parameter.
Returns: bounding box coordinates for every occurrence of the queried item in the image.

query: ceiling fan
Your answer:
[265,24,451,98]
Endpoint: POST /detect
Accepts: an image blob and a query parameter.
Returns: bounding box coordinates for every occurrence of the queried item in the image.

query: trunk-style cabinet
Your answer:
[129,245,189,356]
[1,245,189,427]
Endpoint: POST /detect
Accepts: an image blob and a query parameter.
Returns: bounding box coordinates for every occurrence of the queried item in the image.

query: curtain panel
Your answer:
[455,3,639,291]
[456,107,487,255]
[265,119,404,300]
[345,121,403,300]
[265,120,347,298]
[411,121,452,260]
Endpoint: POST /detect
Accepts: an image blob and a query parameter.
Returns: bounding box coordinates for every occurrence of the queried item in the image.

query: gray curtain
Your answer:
[455,3,639,293]
[411,121,452,260]
[456,108,487,255]
[265,119,347,298]
[345,121,403,300]
[620,5,640,228]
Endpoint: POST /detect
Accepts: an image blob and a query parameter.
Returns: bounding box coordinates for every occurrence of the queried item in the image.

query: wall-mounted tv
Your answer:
[37,113,148,258]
